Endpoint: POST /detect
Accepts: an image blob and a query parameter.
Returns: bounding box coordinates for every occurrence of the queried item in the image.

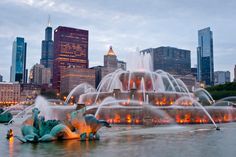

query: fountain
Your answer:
[8,52,236,143]
[65,83,96,105]
[68,52,236,130]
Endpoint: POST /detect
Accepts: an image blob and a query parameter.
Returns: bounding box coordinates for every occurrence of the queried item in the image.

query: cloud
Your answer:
[0,0,236,81]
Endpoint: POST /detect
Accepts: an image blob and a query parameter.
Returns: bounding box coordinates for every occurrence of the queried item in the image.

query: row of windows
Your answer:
[56,57,87,63]
[58,52,87,57]
[60,34,88,40]
[154,49,190,59]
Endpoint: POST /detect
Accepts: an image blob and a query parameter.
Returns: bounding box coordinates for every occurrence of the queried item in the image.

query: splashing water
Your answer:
[65,83,95,104]
[174,96,218,129]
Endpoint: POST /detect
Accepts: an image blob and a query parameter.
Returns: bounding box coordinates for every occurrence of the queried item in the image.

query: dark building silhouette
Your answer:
[91,66,103,88]
[191,67,197,78]
[40,17,54,77]
[52,26,89,92]
[141,46,191,75]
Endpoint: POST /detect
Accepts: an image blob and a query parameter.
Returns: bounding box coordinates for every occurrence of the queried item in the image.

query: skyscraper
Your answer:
[0,74,2,82]
[10,37,27,83]
[197,27,214,86]
[40,17,54,75]
[91,46,126,88]
[104,46,118,69]
[52,26,89,91]
[141,46,191,75]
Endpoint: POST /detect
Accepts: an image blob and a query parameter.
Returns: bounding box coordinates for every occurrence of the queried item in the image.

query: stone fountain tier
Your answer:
[86,106,236,125]
[80,88,194,106]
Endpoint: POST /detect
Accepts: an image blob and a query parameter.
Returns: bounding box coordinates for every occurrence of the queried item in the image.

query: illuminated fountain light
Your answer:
[56,52,236,129]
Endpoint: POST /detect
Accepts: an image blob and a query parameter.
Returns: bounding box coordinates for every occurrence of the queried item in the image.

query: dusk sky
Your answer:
[0,0,235,81]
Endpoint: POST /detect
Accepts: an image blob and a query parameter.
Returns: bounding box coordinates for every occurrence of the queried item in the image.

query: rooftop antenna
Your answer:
[48,15,51,27]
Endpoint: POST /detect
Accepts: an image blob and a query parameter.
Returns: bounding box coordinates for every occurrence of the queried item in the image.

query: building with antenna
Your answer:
[40,16,54,81]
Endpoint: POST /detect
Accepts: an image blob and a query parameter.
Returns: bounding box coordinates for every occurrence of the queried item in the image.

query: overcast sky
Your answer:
[0,0,235,81]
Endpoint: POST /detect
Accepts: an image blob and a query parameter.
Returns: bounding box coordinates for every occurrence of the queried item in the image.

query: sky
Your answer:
[0,0,235,81]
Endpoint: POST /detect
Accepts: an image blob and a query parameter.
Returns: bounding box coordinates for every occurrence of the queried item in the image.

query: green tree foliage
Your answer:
[40,90,57,99]
[206,82,236,100]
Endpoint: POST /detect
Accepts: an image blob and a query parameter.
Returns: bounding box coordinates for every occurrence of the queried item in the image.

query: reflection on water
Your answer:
[1,123,236,157]
[9,137,14,157]
[22,140,98,156]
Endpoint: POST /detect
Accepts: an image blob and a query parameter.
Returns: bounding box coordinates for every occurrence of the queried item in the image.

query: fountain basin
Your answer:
[86,106,236,125]
[65,69,236,128]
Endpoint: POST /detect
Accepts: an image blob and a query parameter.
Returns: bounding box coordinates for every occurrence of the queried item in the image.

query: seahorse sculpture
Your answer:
[15,107,111,143]
[70,109,111,140]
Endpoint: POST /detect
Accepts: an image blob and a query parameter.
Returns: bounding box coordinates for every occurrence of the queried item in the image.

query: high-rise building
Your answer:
[60,67,95,94]
[40,17,54,76]
[197,27,214,86]
[53,26,89,92]
[214,71,230,85]
[101,46,126,78]
[91,46,126,88]
[141,46,191,75]
[0,75,2,82]
[10,37,27,83]
[104,46,118,69]
[234,65,236,82]
[29,63,51,85]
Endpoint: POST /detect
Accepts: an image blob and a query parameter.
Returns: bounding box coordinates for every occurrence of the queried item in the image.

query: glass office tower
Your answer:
[197,27,214,86]
[10,37,27,83]
[40,20,54,74]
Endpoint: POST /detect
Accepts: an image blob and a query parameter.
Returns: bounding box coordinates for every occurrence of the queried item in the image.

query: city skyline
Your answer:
[0,0,236,81]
